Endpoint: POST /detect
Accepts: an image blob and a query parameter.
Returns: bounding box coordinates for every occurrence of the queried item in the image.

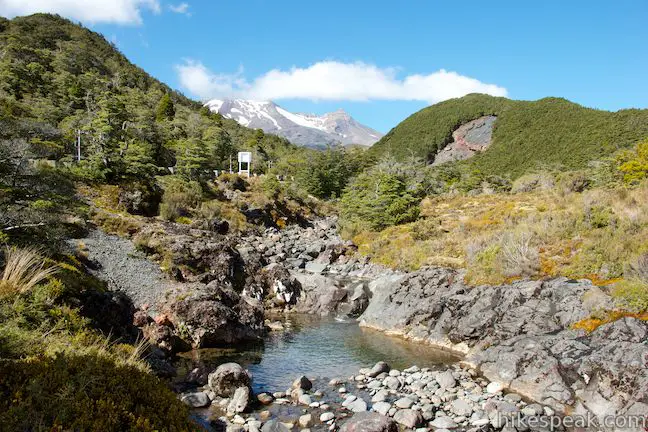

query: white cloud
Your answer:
[0,0,161,25]
[175,61,250,100]
[169,2,190,15]
[175,59,508,103]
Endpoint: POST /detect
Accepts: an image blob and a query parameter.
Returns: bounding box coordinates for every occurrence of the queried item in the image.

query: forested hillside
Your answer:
[0,13,295,183]
[370,94,648,178]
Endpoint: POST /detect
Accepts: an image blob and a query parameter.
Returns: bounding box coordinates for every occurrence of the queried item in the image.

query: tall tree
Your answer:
[156,93,175,122]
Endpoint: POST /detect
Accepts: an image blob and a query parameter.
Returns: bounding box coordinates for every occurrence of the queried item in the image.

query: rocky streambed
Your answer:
[75,217,648,431]
[182,360,558,432]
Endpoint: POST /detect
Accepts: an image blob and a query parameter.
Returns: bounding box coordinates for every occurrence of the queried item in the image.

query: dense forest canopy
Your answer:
[0,13,296,184]
[370,93,648,178]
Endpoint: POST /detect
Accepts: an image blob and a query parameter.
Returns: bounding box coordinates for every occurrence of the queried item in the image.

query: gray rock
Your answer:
[436,371,456,389]
[394,397,415,409]
[393,409,423,428]
[261,419,290,432]
[208,363,251,397]
[357,267,648,420]
[292,375,313,391]
[227,386,250,414]
[383,376,401,390]
[305,262,328,274]
[299,413,313,427]
[339,412,398,432]
[359,271,596,354]
[472,317,648,416]
[367,361,391,378]
[180,391,210,408]
[450,399,473,416]
[348,398,368,412]
[342,395,357,407]
[429,416,458,429]
[256,392,274,405]
[298,394,312,405]
[320,412,335,422]
[367,380,382,390]
[372,389,389,402]
[372,401,392,416]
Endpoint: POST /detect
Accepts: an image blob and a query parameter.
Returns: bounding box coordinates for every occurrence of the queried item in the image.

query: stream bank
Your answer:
[75,217,648,431]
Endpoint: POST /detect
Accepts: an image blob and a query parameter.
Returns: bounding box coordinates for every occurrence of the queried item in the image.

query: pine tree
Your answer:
[156,94,175,122]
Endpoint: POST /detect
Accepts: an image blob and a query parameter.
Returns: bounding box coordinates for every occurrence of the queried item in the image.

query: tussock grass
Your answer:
[0,247,59,298]
[351,181,648,289]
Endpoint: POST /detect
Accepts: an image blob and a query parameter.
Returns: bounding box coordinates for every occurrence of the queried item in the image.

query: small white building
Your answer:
[238,152,252,177]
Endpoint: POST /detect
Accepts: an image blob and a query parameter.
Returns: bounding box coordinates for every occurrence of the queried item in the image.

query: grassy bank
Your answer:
[349,180,648,314]
[0,248,198,431]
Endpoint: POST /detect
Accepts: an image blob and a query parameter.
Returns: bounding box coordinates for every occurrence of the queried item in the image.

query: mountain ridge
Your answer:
[369,93,648,178]
[206,98,383,148]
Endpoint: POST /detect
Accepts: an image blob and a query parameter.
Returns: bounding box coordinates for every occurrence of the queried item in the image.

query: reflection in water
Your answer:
[175,315,461,393]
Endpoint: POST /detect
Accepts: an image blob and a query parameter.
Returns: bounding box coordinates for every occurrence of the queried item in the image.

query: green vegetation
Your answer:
[0,13,294,187]
[370,94,648,178]
[289,146,374,199]
[2,13,648,425]
[340,161,422,231]
[0,248,196,431]
[616,138,648,185]
[348,140,648,287]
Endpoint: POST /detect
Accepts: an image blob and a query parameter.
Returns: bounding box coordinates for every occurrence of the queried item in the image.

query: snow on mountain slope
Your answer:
[205,99,383,147]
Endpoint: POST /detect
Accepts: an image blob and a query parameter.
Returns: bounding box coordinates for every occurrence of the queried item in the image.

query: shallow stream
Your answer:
[175,314,461,394]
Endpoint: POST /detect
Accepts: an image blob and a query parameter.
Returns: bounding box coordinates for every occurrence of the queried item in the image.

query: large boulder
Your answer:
[292,272,371,317]
[359,269,598,353]
[339,412,398,432]
[207,363,251,397]
[357,265,648,425]
[134,222,245,285]
[292,272,349,315]
[262,263,301,306]
[169,285,264,347]
[471,318,648,421]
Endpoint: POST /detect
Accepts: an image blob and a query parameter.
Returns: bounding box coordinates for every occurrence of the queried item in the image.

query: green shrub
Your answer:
[586,205,615,229]
[261,175,283,199]
[158,177,202,221]
[294,146,373,199]
[198,200,222,219]
[340,169,421,231]
[0,352,197,431]
[617,139,648,185]
[217,173,247,191]
[411,217,440,241]
[511,171,555,193]
[557,170,591,193]
[0,254,197,431]
[612,279,648,312]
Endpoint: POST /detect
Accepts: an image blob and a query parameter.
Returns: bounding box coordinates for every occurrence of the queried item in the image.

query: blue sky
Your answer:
[2,0,647,133]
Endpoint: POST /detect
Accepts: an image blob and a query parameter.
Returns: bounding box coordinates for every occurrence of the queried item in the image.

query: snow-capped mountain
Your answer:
[205,99,383,147]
